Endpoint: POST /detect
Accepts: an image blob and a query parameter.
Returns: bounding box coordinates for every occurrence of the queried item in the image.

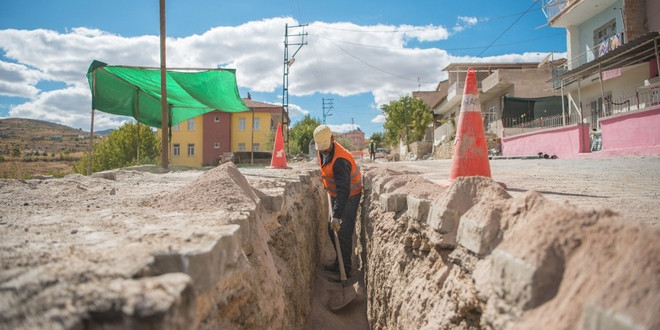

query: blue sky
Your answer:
[0,0,565,138]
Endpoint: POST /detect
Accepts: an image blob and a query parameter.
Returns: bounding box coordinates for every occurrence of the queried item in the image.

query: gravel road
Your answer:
[383,155,660,226]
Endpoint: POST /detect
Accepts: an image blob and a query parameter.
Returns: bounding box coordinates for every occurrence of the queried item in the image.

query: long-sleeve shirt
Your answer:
[320,145,352,220]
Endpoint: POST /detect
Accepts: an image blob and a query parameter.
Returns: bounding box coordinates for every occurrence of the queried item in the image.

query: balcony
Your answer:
[543,0,618,27]
[434,80,482,116]
[481,70,513,98]
[542,0,568,22]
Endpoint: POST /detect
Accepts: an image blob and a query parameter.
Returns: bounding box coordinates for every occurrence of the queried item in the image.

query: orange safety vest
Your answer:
[319,141,362,197]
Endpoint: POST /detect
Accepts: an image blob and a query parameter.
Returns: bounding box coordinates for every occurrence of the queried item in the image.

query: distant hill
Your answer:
[0,118,95,155]
[95,128,114,135]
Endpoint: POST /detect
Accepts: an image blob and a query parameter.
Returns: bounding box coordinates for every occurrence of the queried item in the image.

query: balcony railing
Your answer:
[503,112,582,136]
[542,0,568,22]
[502,87,660,136]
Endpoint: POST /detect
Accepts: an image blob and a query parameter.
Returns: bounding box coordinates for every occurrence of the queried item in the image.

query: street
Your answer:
[372,156,660,226]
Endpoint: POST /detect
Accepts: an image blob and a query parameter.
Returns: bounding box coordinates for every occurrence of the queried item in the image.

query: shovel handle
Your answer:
[332,229,348,285]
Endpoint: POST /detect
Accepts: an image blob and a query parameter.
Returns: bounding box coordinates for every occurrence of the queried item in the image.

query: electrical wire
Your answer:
[314,32,563,52]
[476,0,540,57]
[327,38,433,84]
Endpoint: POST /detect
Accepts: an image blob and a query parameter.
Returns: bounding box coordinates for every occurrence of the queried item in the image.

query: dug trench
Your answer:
[0,161,658,329]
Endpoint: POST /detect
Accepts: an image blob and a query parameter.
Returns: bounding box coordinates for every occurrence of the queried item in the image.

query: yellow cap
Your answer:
[313,125,332,151]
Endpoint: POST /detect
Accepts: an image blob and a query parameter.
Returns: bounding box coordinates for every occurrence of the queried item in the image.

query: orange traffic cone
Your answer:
[445,67,493,183]
[268,123,291,169]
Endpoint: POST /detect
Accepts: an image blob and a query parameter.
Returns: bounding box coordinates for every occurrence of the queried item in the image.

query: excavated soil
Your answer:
[1,157,659,329]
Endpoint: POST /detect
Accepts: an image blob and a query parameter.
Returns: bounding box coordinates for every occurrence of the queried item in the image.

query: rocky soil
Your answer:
[1,156,658,329]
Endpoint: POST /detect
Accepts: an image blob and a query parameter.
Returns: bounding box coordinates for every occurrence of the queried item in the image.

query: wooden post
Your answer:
[136,89,140,165]
[88,69,96,176]
[251,109,254,165]
[159,0,169,169]
[88,109,94,176]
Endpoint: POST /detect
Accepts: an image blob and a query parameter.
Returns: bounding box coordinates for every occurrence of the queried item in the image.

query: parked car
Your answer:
[375,148,391,160]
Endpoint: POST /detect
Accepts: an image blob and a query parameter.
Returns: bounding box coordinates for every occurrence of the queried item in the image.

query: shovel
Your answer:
[328,228,357,311]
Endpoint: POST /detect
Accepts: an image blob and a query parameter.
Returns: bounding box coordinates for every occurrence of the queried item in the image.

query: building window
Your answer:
[187,143,195,156]
[238,117,246,130]
[593,19,617,57]
[173,144,180,156]
[172,123,180,131]
[252,143,260,152]
[214,116,220,122]
[253,117,260,130]
[187,118,195,131]
[214,142,220,149]
[238,143,246,151]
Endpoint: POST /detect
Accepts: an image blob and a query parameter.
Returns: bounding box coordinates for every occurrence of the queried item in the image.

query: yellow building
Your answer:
[231,96,285,153]
[160,95,286,167]
[166,116,205,167]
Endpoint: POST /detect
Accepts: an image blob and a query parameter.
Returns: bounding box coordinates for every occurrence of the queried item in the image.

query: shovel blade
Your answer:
[329,285,357,311]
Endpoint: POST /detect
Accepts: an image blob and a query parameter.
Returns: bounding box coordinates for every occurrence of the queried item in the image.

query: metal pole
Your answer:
[578,78,583,122]
[561,79,566,126]
[88,109,94,176]
[88,69,96,176]
[251,109,254,165]
[159,0,169,169]
[136,88,140,165]
[282,24,288,149]
[654,37,660,87]
[598,62,606,128]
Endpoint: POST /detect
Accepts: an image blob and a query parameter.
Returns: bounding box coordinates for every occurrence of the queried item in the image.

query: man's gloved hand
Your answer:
[330,217,341,231]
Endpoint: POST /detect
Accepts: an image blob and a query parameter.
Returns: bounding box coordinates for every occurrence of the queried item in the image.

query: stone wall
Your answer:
[0,163,328,329]
[358,165,659,329]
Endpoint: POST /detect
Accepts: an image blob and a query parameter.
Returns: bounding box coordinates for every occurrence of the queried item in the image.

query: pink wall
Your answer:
[501,107,660,159]
[502,124,590,158]
[597,106,660,156]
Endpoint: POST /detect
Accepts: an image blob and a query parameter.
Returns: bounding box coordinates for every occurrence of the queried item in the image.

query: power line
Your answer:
[314,32,563,52]
[477,1,540,57]
[328,38,432,84]
[310,7,544,34]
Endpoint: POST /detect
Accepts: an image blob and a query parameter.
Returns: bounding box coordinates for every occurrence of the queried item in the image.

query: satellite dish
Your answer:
[538,53,552,68]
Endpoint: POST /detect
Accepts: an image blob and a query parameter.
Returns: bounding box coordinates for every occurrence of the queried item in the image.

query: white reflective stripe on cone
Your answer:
[461,94,481,112]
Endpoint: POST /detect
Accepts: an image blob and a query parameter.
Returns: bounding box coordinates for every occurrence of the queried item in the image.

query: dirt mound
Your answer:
[360,170,660,329]
[155,162,258,212]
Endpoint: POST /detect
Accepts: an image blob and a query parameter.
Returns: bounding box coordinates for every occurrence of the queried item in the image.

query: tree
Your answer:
[74,122,161,174]
[380,95,432,147]
[335,136,356,151]
[369,132,385,148]
[288,115,321,155]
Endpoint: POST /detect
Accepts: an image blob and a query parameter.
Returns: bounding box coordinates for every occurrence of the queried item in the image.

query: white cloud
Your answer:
[287,103,309,118]
[399,24,450,42]
[453,16,482,33]
[371,114,386,123]
[0,18,555,131]
[0,60,42,98]
[328,123,360,133]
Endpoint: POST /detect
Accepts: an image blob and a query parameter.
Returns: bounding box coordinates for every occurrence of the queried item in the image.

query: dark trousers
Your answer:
[370,152,375,161]
[328,192,361,275]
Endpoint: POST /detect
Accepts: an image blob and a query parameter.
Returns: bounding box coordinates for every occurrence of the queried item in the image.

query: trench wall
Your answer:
[358,165,659,329]
[0,164,329,329]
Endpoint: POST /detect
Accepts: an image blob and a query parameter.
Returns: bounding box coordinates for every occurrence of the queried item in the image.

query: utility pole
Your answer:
[282,23,307,150]
[322,98,334,124]
[405,98,410,152]
[159,0,169,169]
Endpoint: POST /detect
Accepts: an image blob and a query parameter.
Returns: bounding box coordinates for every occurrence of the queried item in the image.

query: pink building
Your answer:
[338,128,365,150]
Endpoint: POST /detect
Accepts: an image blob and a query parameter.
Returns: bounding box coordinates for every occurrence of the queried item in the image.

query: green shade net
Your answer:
[86,60,249,128]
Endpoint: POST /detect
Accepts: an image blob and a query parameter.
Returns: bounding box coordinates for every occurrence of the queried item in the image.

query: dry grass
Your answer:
[0,161,75,179]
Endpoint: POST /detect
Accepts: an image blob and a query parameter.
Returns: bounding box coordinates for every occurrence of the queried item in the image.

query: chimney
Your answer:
[247,92,251,100]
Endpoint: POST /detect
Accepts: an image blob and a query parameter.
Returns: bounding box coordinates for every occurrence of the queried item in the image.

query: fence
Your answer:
[502,87,660,136]
[503,112,582,136]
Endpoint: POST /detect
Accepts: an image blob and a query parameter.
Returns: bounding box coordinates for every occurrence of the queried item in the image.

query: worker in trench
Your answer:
[313,125,362,281]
